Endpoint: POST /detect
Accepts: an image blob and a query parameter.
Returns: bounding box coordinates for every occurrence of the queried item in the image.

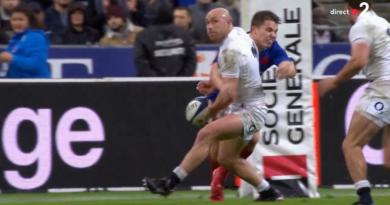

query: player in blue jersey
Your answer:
[197,10,296,201]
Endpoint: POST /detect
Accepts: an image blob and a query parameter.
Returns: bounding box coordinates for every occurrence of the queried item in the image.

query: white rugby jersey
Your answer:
[349,10,390,80]
[217,27,264,104]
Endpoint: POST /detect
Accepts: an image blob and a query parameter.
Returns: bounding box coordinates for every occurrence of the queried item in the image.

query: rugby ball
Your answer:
[185,96,210,126]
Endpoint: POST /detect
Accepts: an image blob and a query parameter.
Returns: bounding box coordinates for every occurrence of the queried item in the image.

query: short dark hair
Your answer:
[251,10,280,27]
[344,0,372,11]
[175,6,192,16]
[11,4,41,29]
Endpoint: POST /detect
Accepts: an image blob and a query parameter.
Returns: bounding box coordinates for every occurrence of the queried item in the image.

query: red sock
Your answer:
[212,166,228,186]
[210,166,228,201]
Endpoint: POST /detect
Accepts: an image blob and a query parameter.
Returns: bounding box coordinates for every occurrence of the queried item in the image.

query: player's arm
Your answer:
[270,41,296,79]
[319,41,370,97]
[334,41,370,84]
[207,49,241,117]
[207,76,238,117]
[276,61,296,79]
[196,63,219,95]
[209,63,223,89]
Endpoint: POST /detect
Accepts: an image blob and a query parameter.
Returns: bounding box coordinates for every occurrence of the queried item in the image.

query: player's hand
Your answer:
[275,67,289,79]
[0,52,12,62]
[318,77,338,97]
[206,100,218,120]
[196,80,213,95]
[276,62,296,79]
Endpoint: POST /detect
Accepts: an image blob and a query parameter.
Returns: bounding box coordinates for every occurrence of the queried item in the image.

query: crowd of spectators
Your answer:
[0,0,356,78]
[0,0,241,46]
[0,0,354,46]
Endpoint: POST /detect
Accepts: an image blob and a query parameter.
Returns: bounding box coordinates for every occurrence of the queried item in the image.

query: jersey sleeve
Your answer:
[349,22,373,45]
[219,49,243,78]
[270,41,292,66]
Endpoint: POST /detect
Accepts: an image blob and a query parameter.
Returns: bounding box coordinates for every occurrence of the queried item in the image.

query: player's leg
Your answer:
[217,137,257,187]
[178,114,243,174]
[143,114,244,196]
[383,125,390,171]
[209,141,226,201]
[209,133,259,201]
[209,141,220,171]
[342,111,382,205]
[240,132,259,158]
[216,134,282,201]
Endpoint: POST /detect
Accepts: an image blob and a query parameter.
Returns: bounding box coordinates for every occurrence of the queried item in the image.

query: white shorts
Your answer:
[218,102,268,141]
[356,81,390,127]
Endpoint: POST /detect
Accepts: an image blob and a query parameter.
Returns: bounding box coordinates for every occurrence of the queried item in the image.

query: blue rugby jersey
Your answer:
[259,41,292,74]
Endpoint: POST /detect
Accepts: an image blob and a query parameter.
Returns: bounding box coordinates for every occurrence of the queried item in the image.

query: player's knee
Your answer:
[342,138,352,153]
[342,137,363,153]
[342,136,365,151]
[194,127,215,145]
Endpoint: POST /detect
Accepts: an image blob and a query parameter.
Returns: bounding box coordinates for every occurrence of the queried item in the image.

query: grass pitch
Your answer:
[0,188,389,205]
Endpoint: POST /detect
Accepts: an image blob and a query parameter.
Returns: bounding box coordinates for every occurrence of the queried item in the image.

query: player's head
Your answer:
[344,0,372,24]
[206,8,233,43]
[250,10,280,49]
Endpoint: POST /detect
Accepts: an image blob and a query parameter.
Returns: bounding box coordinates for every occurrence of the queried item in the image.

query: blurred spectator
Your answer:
[0,4,50,78]
[25,0,52,10]
[312,0,320,9]
[219,0,240,26]
[0,32,8,44]
[189,0,221,43]
[90,0,128,36]
[0,0,21,42]
[45,0,73,44]
[143,0,158,26]
[99,5,141,45]
[94,0,127,15]
[134,0,196,76]
[62,3,100,44]
[173,7,192,30]
[73,0,102,35]
[126,0,147,27]
[28,2,45,29]
[313,6,345,44]
[177,0,196,6]
[174,7,197,40]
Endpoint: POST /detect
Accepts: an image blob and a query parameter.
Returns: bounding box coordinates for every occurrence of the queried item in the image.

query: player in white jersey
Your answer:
[199,10,296,201]
[143,8,283,201]
[320,1,390,205]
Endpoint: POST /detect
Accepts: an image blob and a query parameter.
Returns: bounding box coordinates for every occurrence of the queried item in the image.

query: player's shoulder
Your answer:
[349,19,371,38]
[261,41,282,56]
[269,41,283,51]
[351,11,384,32]
[350,18,366,31]
[223,27,253,54]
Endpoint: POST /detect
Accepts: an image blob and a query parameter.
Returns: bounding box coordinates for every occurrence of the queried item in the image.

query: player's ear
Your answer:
[250,26,255,34]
